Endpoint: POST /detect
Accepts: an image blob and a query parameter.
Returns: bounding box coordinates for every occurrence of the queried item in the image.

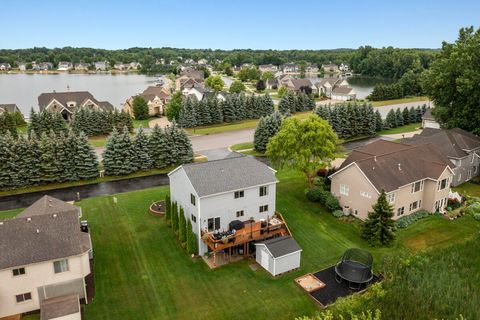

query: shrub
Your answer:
[324,194,340,211]
[332,210,344,218]
[474,213,480,221]
[395,210,430,229]
[319,190,332,204]
[306,187,323,202]
[313,176,327,189]
[465,202,480,216]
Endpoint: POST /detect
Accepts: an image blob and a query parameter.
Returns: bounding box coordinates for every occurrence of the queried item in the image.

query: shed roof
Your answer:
[257,236,302,258]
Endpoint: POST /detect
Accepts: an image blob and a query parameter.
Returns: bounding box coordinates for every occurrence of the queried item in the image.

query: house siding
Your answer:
[255,246,301,276]
[0,252,90,318]
[450,151,480,186]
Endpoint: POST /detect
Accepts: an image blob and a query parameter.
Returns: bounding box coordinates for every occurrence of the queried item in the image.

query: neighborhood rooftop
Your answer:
[335,139,453,192]
[17,195,80,218]
[403,128,480,158]
[0,210,90,270]
[257,236,302,258]
[38,91,114,112]
[171,154,277,197]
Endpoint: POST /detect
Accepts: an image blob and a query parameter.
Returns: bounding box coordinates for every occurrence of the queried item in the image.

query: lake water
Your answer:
[347,76,392,100]
[0,73,157,115]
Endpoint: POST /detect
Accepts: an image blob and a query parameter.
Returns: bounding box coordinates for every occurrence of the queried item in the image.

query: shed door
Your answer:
[261,250,269,270]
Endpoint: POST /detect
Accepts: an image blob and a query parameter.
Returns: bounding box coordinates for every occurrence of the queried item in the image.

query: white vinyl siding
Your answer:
[53,259,69,274]
[340,184,349,196]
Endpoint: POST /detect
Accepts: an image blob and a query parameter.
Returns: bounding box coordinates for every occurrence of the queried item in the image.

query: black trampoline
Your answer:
[335,248,373,289]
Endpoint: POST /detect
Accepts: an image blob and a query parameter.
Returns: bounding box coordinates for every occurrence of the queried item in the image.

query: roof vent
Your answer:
[36,229,40,234]
[0,221,3,226]
[49,204,52,207]
[374,156,377,162]
[53,214,57,218]
[398,163,402,171]
[27,217,31,222]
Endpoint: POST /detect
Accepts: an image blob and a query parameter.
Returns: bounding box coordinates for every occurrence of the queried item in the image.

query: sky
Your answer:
[1,0,478,50]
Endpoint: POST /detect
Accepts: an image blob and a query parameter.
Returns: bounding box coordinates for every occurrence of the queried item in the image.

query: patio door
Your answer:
[207,217,221,232]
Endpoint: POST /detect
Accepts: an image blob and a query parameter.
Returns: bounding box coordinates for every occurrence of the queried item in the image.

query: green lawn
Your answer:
[454,181,480,198]
[4,170,478,319]
[186,111,313,136]
[378,123,421,135]
[230,141,254,151]
[133,117,155,129]
[88,135,109,148]
[371,96,429,107]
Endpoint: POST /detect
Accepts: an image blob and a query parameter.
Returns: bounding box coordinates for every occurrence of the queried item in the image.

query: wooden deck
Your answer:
[201,213,290,267]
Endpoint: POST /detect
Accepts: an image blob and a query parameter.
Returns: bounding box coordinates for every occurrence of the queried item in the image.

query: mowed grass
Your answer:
[371,96,429,107]
[230,141,254,151]
[454,181,480,197]
[378,122,421,135]
[53,169,477,319]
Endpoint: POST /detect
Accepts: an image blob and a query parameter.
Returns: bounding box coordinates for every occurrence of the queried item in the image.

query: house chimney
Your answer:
[398,163,402,171]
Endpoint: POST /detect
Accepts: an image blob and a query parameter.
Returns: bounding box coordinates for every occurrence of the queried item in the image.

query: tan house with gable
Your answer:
[123,86,171,117]
[329,140,454,220]
[0,196,93,319]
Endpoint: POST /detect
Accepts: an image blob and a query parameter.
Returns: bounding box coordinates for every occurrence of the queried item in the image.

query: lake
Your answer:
[0,73,158,115]
[347,75,393,99]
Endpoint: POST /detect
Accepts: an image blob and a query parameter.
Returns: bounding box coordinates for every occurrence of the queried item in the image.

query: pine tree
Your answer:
[0,112,18,138]
[385,109,397,128]
[395,108,404,126]
[361,190,396,246]
[0,132,16,188]
[39,131,61,183]
[132,96,149,120]
[54,131,69,183]
[374,110,383,132]
[172,202,179,233]
[102,128,121,175]
[133,126,153,170]
[254,112,283,152]
[415,106,423,122]
[262,93,274,116]
[75,131,99,180]
[165,194,171,225]
[409,106,417,124]
[402,107,411,124]
[186,219,198,255]
[165,122,193,166]
[25,133,41,186]
[149,124,168,168]
[178,207,187,243]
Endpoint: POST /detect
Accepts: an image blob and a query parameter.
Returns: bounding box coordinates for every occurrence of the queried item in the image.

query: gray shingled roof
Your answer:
[38,91,113,112]
[0,211,91,270]
[17,195,80,218]
[257,236,302,258]
[174,155,277,197]
[41,294,80,320]
[0,104,20,113]
[403,128,480,158]
[336,140,452,192]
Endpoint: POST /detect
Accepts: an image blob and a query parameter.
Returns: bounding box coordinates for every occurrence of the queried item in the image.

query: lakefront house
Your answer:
[329,140,454,220]
[123,86,171,117]
[0,196,93,319]
[168,154,299,272]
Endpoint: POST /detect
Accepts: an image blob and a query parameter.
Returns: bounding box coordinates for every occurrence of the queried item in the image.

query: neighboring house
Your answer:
[281,63,299,74]
[329,140,454,220]
[38,91,114,121]
[182,84,206,101]
[197,58,208,65]
[123,86,171,117]
[277,74,295,88]
[284,78,316,93]
[255,236,302,277]
[421,108,440,129]
[305,64,319,74]
[57,62,73,71]
[128,62,142,70]
[0,62,11,71]
[315,77,349,97]
[0,195,92,319]
[0,103,21,114]
[203,91,229,102]
[339,63,350,72]
[18,63,27,71]
[32,62,53,71]
[94,61,109,71]
[322,63,339,73]
[176,70,204,91]
[241,63,254,69]
[220,76,233,89]
[168,154,288,258]
[402,128,480,186]
[258,64,278,73]
[266,78,279,90]
[331,86,356,101]
[74,62,90,71]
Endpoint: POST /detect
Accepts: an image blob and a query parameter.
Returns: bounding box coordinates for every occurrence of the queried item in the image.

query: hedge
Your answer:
[395,210,430,229]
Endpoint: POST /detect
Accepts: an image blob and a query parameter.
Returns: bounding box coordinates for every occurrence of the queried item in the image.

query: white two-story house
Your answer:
[0,196,92,319]
[168,154,281,257]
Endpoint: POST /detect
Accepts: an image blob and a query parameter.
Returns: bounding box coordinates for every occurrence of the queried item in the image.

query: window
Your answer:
[53,259,69,274]
[12,267,25,276]
[354,209,358,216]
[207,217,220,232]
[411,181,423,193]
[397,207,405,216]
[360,191,371,199]
[386,193,396,204]
[15,292,32,303]
[409,200,421,212]
[340,184,349,196]
[438,178,449,190]
[191,214,196,223]
[259,205,269,213]
[236,210,244,217]
[259,186,268,197]
[234,190,244,199]
[190,194,196,206]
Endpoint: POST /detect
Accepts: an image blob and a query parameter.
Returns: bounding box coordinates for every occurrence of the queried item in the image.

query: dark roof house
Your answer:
[0,103,20,114]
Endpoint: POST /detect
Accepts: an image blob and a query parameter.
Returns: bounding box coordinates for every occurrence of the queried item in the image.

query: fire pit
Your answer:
[149,200,166,216]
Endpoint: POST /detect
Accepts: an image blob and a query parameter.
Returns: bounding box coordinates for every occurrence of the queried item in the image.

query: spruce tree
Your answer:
[395,108,404,126]
[361,190,396,246]
[172,202,179,233]
[409,106,417,123]
[165,194,171,225]
[0,132,16,188]
[165,122,193,166]
[132,96,149,120]
[178,207,187,243]
[374,110,383,132]
[254,112,283,153]
[75,131,99,180]
[0,112,18,138]
[102,128,122,175]
[54,131,69,183]
[262,93,274,116]
[402,107,411,124]
[415,106,422,122]
[186,219,198,255]
[25,133,41,186]
[133,126,153,170]
[385,109,397,128]
[149,124,168,169]
[39,131,61,183]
